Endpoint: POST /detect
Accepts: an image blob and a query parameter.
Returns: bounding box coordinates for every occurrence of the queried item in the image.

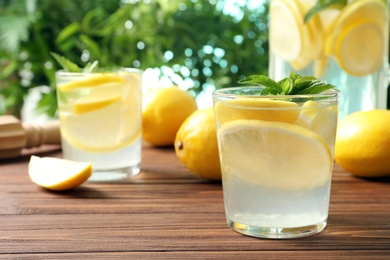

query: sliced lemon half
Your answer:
[218,120,332,191]
[28,156,92,191]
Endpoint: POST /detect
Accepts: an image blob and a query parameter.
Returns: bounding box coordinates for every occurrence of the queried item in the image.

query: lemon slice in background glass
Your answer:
[325,0,388,76]
[296,101,338,153]
[73,83,122,114]
[59,74,124,92]
[269,0,304,61]
[29,156,92,191]
[335,20,384,76]
[218,119,332,191]
[60,74,141,153]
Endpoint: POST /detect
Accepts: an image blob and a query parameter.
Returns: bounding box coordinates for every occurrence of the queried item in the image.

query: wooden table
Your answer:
[1,143,390,259]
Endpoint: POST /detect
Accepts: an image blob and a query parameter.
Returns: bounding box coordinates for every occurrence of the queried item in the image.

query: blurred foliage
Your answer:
[0,0,270,118]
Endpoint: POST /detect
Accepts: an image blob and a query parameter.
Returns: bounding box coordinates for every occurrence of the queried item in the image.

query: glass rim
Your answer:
[212,86,340,99]
[55,67,143,76]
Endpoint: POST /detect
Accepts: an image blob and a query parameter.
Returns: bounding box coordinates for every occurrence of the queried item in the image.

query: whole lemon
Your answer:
[142,87,198,146]
[174,107,221,180]
[335,109,390,177]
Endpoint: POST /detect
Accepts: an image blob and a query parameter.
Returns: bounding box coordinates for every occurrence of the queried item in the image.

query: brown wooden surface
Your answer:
[1,142,390,259]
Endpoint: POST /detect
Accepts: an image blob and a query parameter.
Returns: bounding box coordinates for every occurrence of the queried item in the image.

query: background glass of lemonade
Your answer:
[268,0,389,120]
[213,87,339,239]
[55,69,142,182]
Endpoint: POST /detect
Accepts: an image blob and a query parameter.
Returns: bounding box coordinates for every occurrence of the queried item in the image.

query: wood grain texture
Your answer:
[1,143,390,259]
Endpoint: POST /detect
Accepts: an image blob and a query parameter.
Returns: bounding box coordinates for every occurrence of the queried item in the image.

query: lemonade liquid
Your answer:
[214,89,339,239]
[269,0,389,120]
[56,69,142,182]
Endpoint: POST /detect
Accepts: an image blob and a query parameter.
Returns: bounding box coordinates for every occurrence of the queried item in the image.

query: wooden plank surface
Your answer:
[1,143,390,259]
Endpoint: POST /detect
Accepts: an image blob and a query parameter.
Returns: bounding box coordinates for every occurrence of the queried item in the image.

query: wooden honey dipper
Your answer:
[0,115,61,159]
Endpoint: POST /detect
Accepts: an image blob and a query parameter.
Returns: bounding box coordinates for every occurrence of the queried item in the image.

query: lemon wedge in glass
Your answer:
[28,156,92,191]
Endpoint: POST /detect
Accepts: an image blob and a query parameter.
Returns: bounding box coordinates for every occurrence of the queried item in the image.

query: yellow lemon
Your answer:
[142,87,198,146]
[175,107,221,180]
[28,156,92,191]
[335,109,390,178]
[214,98,300,125]
[218,119,332,191]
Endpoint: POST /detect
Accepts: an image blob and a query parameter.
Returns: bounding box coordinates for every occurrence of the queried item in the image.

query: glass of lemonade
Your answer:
[213,87,339,239]
[268,0,389,120]
[55,69,142,182]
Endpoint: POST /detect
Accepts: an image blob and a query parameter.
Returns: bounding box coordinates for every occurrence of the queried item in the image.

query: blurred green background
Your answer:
[0,0,270,118]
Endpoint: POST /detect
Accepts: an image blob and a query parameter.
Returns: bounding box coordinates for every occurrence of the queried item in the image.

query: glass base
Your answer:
[87,164,141,182]
[227,217,327,239]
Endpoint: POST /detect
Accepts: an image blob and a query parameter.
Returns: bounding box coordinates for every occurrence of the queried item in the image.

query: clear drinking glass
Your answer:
[213,87,339,239]
[55,68,142,182]
[268,0,389,120]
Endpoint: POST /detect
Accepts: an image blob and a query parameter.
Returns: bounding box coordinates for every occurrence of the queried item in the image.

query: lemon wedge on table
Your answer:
[28,156,92,191]
[218,120,332,191]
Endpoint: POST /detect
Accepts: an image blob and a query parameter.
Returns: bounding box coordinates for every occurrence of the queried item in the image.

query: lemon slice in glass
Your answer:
[269,0,303,61]
[215,98,300,125]
[28,156,92,191]
[335,20,384,76]
[296,101,338,153]
[60,75,141,153]
[73,83,122,114]
[59,74,124,92]
[326,0,388,76]
[218,119,332,191]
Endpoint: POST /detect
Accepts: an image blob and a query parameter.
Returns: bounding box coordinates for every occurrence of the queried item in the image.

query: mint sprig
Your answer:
[238,72,336,95]
[304,0,347,23]
[50,52,99,72]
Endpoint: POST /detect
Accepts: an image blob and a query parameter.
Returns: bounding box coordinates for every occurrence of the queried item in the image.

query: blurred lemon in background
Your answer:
[335,109,390,178]
[175,107,221,180]
[142,87,198,146]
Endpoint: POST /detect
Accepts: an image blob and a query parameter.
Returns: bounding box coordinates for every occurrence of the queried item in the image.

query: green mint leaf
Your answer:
[304,0,347,23]
[238,72,336,95]
[238,75,282,94]
[299,83,336,94]
[50,52,81,72]
[83,60,99,72]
